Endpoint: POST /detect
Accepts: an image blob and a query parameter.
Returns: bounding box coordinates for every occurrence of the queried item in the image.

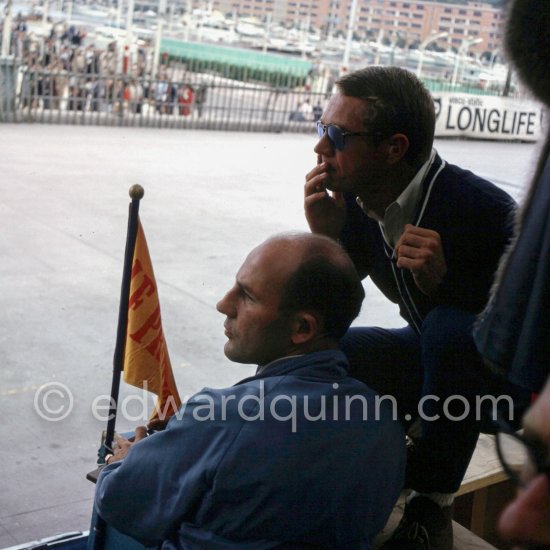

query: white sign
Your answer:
[433,92,543,142]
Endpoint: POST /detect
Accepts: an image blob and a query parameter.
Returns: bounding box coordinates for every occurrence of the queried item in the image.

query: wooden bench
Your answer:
[453,432,521,546]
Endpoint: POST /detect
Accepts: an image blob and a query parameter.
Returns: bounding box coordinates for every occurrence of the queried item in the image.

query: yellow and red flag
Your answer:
[123,220,181,421]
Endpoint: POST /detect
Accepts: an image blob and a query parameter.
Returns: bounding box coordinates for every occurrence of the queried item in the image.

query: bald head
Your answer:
[266,232,365,340]
[263,232,356,267]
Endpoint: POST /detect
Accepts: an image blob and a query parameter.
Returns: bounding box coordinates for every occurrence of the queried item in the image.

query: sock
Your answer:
[407,490,455,508]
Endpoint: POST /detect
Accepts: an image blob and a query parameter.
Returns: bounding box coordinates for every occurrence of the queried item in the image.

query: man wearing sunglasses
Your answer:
[304,66,517,550]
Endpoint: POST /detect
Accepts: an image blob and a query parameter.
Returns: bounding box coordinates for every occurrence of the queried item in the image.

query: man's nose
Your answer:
[216,296,227,314]
[314,133,334,157]
[216,289,235,316]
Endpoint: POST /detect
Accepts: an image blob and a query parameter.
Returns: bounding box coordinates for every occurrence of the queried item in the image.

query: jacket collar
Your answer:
[234,349,349,386]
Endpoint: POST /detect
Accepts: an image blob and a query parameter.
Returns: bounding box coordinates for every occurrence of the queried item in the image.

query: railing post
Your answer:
[0,56,18,122]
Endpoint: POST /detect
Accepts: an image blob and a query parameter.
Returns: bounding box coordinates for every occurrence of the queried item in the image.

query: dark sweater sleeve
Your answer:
[431,171,517,313]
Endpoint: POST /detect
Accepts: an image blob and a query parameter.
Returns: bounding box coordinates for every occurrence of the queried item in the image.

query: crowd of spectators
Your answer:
[3,15,205,116]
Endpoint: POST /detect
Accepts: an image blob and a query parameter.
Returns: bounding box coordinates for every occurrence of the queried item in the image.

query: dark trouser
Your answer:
[340,306,483,494]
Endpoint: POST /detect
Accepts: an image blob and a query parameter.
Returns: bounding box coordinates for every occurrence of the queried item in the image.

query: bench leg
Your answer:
[470,487,489,537]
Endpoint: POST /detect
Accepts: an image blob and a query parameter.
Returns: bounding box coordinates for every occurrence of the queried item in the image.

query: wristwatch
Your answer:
[104,453,114,465]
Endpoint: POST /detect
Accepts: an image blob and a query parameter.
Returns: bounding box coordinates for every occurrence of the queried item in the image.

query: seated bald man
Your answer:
[94,232,406,549]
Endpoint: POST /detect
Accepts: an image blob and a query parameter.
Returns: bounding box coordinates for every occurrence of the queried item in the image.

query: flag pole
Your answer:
[104,184,144,454]
[91,184,144,550]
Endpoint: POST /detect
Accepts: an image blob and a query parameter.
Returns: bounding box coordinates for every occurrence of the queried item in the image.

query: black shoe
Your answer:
[381,496,453,550]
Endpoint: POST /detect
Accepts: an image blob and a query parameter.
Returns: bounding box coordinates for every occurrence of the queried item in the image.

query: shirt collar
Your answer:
[356,148,436,246]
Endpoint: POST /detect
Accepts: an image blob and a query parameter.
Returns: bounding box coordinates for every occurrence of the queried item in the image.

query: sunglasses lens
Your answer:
[327,126,344,151]
[316,121,324,139]
[316,123,345,151]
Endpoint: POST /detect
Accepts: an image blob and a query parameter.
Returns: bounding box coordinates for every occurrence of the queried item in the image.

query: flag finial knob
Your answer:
[129,184,145,200]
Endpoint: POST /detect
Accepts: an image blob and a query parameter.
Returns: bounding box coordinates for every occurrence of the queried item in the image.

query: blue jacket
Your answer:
[340,153,516,332]
[95,350,405,549]
[474,151,550,392]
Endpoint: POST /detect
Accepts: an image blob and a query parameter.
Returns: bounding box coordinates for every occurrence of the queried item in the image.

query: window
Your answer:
[412,23,421,28]
[444,7,452,13]
[416,4,424,9]
[441,16,451,21]
[473,11,482,16]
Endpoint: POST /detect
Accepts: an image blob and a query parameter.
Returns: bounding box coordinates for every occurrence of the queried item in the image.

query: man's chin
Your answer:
[224,344,251,365]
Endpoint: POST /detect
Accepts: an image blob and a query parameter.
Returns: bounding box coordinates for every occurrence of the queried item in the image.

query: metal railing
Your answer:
[10,65,328,132]
[1,56,527,134]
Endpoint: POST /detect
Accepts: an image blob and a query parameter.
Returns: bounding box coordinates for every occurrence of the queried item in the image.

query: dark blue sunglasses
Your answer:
[316,121,382,151]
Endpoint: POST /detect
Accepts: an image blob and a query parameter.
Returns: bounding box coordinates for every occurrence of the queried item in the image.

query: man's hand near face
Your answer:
[106,426,148,465]
[395,224,447,297]
[304,158,346,240]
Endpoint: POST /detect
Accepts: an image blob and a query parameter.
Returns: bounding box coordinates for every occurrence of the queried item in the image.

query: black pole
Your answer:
[503,66,513,97]
[92,184,144,550]
[104,184,144,452]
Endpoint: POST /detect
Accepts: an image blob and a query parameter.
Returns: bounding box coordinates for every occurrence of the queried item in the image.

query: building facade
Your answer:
[210,0,505,54]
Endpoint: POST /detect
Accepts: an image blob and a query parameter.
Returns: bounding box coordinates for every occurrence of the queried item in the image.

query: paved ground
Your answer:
[0,123,540,547]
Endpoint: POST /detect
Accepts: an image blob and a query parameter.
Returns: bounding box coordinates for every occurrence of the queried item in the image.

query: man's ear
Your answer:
[386,133,409,165]
[290,312,319,345]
